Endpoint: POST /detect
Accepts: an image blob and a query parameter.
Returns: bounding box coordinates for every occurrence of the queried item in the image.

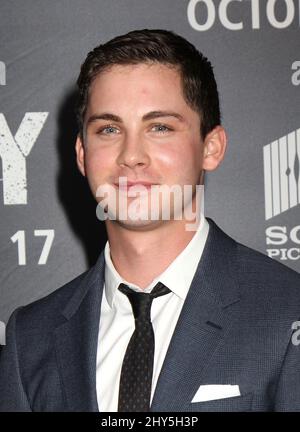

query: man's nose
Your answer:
[116,133,150,169]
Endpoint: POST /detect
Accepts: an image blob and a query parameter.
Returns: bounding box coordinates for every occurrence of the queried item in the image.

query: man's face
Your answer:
[76,63,213,229]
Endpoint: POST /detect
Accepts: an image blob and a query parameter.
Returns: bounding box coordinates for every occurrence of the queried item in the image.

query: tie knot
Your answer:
[118,282,171,320]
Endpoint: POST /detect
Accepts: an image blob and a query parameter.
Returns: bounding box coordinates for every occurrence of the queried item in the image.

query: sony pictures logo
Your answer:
[187,0,300,31]
[264,129,300,221]
[264,128,300,262]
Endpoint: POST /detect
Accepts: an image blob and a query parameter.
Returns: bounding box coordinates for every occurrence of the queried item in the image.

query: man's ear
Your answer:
[202,125,227,171]
[75,134,86,177]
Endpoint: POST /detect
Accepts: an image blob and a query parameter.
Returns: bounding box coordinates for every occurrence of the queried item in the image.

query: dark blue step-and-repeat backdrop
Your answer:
[0,0,299,344]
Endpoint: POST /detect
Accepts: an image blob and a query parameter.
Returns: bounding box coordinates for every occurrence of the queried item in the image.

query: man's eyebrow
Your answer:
[86,111,185,125]
[142,111,184,122]
[86,113,122,125]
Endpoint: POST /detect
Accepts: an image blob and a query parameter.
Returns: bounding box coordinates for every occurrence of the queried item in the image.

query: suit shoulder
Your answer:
[236,240,300,279]
[235,240,300,305]
[12,268,91,332]
[208,218,300,287]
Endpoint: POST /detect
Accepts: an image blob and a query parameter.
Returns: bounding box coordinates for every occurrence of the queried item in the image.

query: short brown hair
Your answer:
[76,29,221,140]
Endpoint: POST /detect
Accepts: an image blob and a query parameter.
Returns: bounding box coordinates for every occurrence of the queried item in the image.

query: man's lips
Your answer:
[114,181,158,191]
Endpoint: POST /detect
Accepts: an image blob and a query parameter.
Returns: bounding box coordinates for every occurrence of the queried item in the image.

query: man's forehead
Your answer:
[85,62,200,126]
[86,63,185,113]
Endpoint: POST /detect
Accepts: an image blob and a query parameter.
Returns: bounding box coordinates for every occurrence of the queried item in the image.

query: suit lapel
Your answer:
[151,219,241,411]
[52,219,241,412]
[54,253,105,412]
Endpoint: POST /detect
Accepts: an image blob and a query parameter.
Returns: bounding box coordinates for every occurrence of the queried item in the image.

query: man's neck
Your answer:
[105,218,200,289]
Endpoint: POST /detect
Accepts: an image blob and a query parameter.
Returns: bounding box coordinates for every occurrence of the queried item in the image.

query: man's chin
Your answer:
[107,217,164,231]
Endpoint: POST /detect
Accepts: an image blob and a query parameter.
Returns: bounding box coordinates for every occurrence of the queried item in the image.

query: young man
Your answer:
[1,29,300,412]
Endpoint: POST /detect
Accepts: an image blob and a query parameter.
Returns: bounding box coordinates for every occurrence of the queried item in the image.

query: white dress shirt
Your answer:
[96,216,210,412]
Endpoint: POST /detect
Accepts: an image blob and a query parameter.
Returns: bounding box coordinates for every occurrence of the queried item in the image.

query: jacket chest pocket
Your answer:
[185,393,253,412]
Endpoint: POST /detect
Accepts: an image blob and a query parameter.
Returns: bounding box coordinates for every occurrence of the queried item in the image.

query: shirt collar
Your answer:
[104,214,209,308]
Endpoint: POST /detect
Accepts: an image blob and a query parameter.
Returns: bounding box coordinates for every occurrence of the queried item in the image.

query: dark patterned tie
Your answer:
[117,281,171,412]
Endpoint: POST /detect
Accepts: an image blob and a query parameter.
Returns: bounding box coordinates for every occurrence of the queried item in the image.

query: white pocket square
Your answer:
[192,384,241,403]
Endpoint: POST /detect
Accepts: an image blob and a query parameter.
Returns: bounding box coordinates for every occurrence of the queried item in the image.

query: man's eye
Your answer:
[151,124,172,133]
[98,125,120,135]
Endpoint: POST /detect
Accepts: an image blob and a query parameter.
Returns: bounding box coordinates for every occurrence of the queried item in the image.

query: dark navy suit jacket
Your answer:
[1,218,300,411]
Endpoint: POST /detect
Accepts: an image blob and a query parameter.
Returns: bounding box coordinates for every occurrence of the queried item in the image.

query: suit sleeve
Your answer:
[273,329,300,411]
[0,308,32,411]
